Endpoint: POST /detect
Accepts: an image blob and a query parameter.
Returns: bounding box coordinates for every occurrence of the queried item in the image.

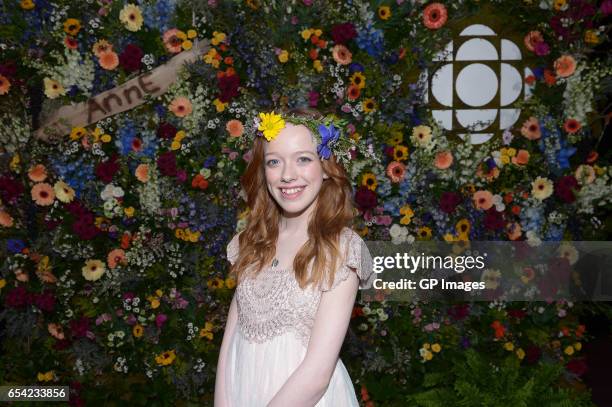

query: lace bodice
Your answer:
[226,227,374,347]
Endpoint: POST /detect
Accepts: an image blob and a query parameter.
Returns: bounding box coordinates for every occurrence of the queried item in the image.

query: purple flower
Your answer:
[34,290,56,313]
[218,74,240,103]
[308,90,319,107]
[602,0,612,15]
[5,286,33,309]
[534,41,550,56]
[0,175,24,204]
[95,155,120,183]
[317,123,340,159]
[155,313,168,328]
[70,317,90,338]
[483,208,505,231]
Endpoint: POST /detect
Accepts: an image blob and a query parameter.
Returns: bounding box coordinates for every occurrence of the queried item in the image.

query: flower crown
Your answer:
[254,111,378,176]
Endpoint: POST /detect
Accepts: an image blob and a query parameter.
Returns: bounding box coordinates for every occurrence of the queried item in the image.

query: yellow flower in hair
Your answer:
[258,112,286,141]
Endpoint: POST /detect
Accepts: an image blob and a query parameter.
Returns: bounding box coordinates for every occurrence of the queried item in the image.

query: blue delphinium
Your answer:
[141,0,176,33]
[51,155,95,199]
[356,24,385,58]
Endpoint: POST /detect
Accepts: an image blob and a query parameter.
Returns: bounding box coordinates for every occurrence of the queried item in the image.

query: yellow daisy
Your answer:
[258,112,285,141]
[155,350,176,366]
[417,226,432,240]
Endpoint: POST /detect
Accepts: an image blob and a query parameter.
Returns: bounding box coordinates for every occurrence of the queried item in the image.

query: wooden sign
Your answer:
[35,40,210,142]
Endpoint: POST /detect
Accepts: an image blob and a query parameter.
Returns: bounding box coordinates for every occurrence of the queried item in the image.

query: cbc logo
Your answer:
[424,24,535,144]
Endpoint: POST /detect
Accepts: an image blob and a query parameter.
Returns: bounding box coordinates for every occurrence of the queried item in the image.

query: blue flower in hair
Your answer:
[317,123,340,159]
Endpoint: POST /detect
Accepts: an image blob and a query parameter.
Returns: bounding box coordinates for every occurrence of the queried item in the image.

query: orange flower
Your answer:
[120,232,131,249]
[308,48,319,60]
[331,44,352,65]
[347,84,361,101]
[0,211,14,227]
[434,151,453,169]
[563,118,581,134]
[491,320,505,338]
[47,323,65,340]
[135,163,150,182]
[107,248,126,269]
[169,97,193,117]
[163,28,184,53]
[0,74,10,95]
[506,222,522,240]
[92,39,113,57]
[226,119,244,137]
[31,183,55,206]
[524,31,544,52]
[28,164,48,182]
[98,50,119,70]
[473,190,493,210]
[192,174,209,190]
[554,55,576,78]
[520,117,541,140]
[386,161,406,183]
[543,69,557,86]
[423,3,447,30]
[511,149,530,166]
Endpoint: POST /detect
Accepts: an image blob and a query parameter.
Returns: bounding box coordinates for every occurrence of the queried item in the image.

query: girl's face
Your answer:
[263,123,328,217]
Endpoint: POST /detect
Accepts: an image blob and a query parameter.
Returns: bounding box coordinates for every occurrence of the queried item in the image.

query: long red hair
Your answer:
[230,108,355,289]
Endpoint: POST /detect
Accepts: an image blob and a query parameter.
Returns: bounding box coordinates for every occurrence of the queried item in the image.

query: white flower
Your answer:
[526,230,542,247]
[389,223,409,244]
[101,184,124,200]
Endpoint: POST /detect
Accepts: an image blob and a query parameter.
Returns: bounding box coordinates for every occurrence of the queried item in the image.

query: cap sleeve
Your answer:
[226,232,241,265]
[320,228,374,292]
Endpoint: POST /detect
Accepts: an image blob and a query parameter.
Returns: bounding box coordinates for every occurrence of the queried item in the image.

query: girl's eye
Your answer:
[298,156,312,163]
[266,159,280,167]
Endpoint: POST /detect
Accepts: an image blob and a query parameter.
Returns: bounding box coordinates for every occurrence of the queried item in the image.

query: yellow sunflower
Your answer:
[361,173,377,191]
[417,226,432,240]
[362,98,377,113]
[350,72,366,89]
[378,6,392,20]
[258,112,286,141]
[155,350,176,366]
[455,219,471,236]
[393,145,409,161]
[63,18,81,36]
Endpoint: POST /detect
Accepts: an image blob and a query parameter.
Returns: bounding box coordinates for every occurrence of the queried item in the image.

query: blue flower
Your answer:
[317,123,340,159]
[349,62,365,73]
[7,239,26,254]
[356,25,385,58]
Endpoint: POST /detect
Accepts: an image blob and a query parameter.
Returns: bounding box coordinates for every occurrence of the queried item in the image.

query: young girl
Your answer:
[214,108,374,407]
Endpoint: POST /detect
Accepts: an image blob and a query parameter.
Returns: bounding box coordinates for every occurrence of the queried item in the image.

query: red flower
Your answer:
[0,175,25,204]
[555,175,580,203]
[119,44,144,73]
[355,186,378,210]
[157,122,178,139]
[439,191,462,214]
[95,155,120,183]
[566,358,588,376]
[157,151,178,177]
[563,118,581,134]
[483,208,505,231]
[330,22,357,44]
[218,73,240,103]
[423,3,448,30]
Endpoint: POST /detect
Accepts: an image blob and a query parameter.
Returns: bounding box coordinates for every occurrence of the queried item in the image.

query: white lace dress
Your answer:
[224,227,374,407]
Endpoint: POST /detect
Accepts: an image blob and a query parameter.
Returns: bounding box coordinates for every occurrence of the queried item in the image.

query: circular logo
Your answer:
[425,24,534,144]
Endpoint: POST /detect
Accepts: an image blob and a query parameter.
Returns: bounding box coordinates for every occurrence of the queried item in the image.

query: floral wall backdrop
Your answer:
[0,0,611,405]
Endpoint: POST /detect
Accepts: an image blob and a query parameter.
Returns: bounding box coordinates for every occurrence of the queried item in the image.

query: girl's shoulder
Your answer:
[320,227,374,292]
[226,231,243,266]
